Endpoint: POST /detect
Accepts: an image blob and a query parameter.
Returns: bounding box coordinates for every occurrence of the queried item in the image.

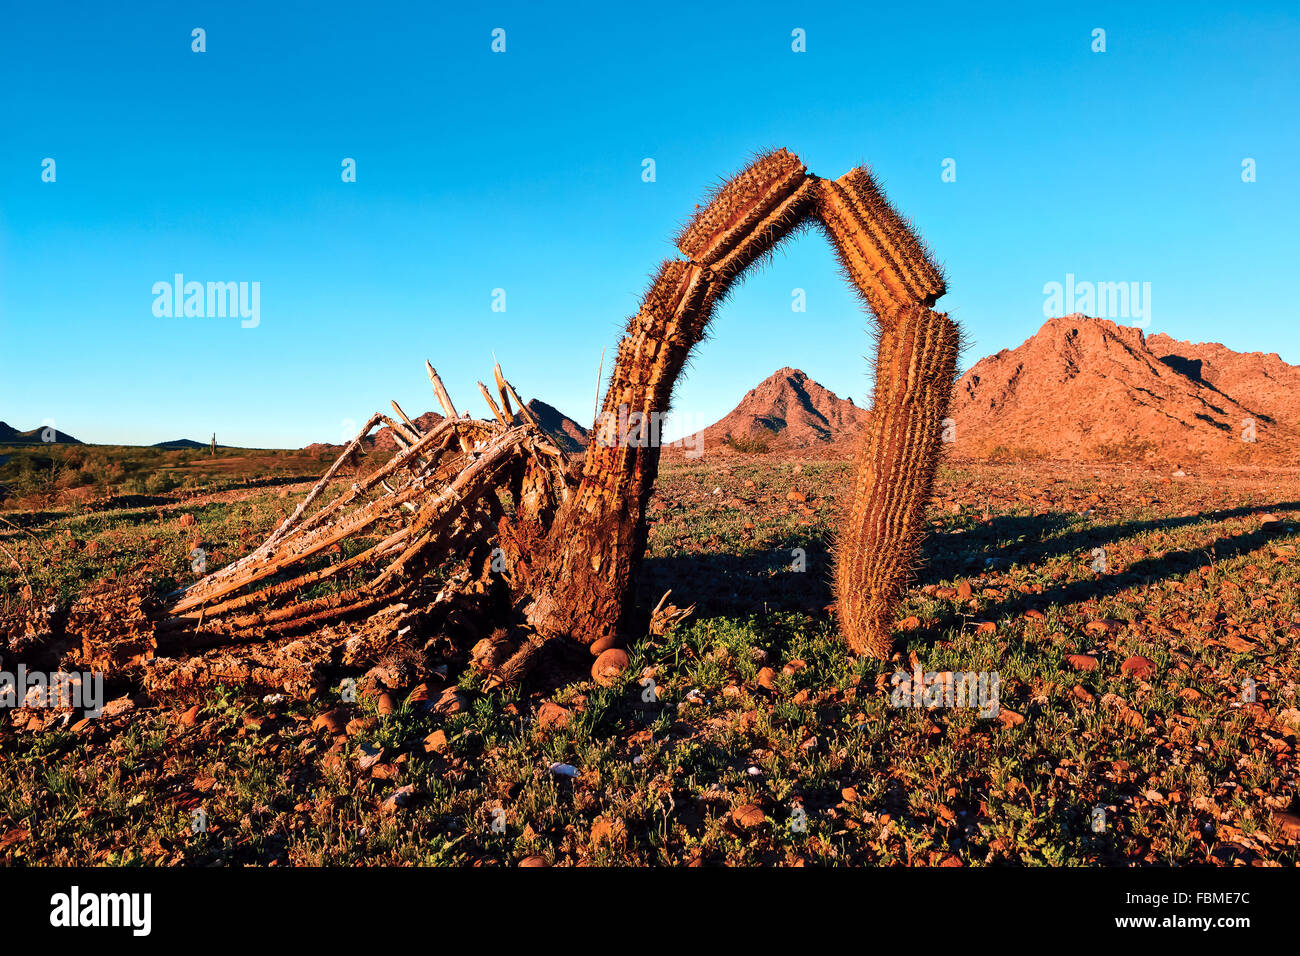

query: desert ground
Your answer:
[2,442,1297,866]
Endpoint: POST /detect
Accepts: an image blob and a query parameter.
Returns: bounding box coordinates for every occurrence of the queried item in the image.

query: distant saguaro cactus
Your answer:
[523,149,958,660]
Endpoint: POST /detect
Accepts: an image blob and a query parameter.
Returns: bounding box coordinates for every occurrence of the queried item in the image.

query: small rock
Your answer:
[312,706,349,735]
[589,634,620,656]
[357,744,385,771]
[1272,811,1300,839]
[997,709,1025,728]
[380,784,415,813]
[179,705,200,726]
[518,855,548,867]
[376,692,396,716]
[1066,654,1099,672]
[1120,655,1156,679]
[178,513,196,527]
[591,649,630,687]
[423,729,448,754]
[756,667,777,690]
[731,803,766,829]
[435,687,468,715]
[590,815,626,846]
[100,696,135,719]
[538,702,570,730]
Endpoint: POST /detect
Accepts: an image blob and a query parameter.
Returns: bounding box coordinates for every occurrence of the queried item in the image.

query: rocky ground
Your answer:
[2,453,1298,866]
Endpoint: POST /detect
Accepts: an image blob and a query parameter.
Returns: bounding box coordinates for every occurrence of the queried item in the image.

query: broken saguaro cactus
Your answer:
[56,148,957,700]
[523,148,958,660]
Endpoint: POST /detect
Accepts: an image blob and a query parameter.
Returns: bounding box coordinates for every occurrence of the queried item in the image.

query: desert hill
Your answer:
[1147,333,1300,432]
[516,400,588,454]
[950,315,1298,461]
[0,421,82,444]
[317,401,589,456]
[670,367,869,455]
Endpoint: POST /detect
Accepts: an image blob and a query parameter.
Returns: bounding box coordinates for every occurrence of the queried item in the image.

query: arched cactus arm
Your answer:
[523,149,958,660]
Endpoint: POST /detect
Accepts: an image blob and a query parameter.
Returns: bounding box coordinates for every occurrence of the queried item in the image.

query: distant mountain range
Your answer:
[306,399,590,456]
[14,316,1298,464]
[668,315,1300,462]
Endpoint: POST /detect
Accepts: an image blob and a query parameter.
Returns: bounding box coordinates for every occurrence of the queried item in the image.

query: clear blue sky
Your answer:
[2,1,1297,447]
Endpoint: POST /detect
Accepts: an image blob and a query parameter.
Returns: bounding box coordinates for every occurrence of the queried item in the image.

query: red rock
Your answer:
[180,705,200,726]
[997,709,1025,728]
[1066,654,1099,672]
[1117,707,1145,729]
[731,803,766,829]
[956,581,973,601]
[311,707,348,735]
[590,816,626,846]
[178,513,196,527]
[756,667,777,690]
[538,702,570,730]
[1120,655,1156,679]
[589,634,620,656]
[591,649,630,686]
[518,855,548,867]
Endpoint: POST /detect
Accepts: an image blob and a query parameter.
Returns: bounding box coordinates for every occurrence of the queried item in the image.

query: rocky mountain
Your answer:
[670,367,869,455]
[949,315,1298,461]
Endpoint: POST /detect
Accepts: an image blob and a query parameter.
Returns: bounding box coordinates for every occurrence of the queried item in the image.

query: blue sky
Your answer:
[2,1,1297,447]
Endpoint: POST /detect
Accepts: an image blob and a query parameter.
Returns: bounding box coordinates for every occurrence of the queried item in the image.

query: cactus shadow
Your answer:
[637,531,834,619]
